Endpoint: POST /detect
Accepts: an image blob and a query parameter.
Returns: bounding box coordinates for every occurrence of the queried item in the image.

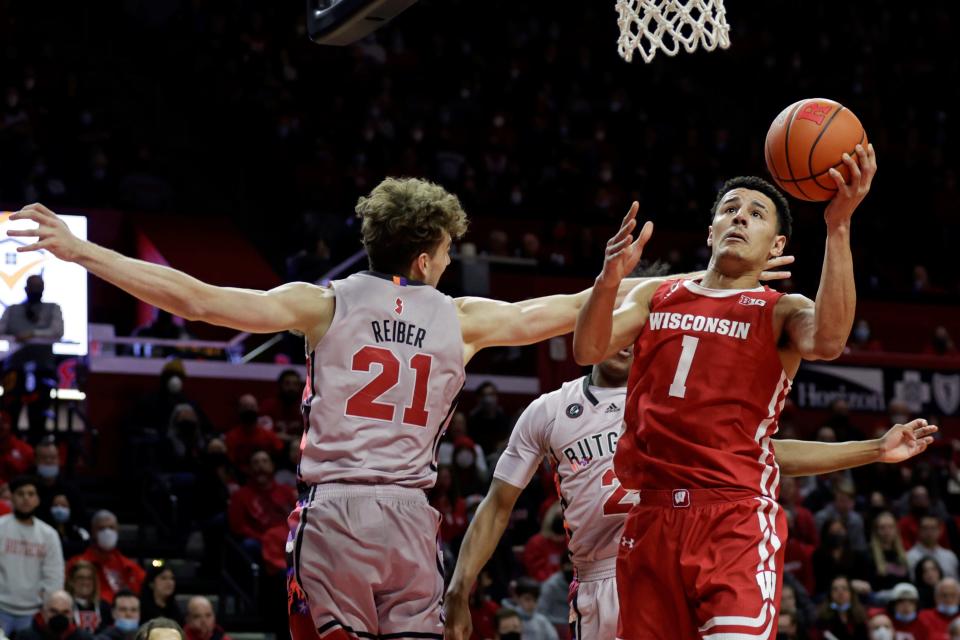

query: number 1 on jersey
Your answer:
[668,335,700,399]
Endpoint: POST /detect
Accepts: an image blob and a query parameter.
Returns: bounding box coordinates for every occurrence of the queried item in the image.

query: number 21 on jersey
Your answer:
[344,345,432,427]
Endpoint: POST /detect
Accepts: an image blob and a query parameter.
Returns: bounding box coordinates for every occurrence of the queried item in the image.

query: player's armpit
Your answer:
[576,278,659,364]
[777,293,845,361]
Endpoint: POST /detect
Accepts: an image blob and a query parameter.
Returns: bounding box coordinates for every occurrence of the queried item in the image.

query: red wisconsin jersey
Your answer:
[614,279,791,497]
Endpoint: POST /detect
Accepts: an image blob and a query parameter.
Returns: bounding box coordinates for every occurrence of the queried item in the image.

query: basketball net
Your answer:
[615,0,731,63]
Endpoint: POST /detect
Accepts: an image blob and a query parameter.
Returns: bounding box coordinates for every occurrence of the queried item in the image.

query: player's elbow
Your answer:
[572,340,602,366]
[810,339,845,361]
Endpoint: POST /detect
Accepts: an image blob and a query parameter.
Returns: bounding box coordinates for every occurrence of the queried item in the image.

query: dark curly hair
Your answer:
[710,176,792,240]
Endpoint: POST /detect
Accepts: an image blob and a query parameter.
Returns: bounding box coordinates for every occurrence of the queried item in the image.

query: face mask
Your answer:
[25,291,42,304]
[48,615,70,634]
[97,528,119,551]
[238,409,258,426]
[551,518,566,535]
[166,376,183,394]
[830,601,851,612]
[894,611,917,623]
[37,463,59,479]
[499,633,520,640]
[938,603,960,616]
[853,326,870,343]
[50,506,70,523]
[114,618,139,633]
[870,629,893,640]
[455,450,475,468]
[14,508,36,521]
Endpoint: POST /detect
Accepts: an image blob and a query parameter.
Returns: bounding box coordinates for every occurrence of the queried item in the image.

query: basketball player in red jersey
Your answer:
[574,144,937,640]
[4,180,792,640]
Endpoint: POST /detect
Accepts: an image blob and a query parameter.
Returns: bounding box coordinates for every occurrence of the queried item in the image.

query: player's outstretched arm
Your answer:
[573,203,653,365]
[9,204,332,337]
[444,479,523,640]
[780,144,876,361]
[776,418,936,477]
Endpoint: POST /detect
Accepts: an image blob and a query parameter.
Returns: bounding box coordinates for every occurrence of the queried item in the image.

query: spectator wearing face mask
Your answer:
[93,591,140,640]
[522,502,566,583]
[493,608,522,640]
[499,579,557,640]
[437,412,489,479]
[48,494,90,558]
[468,382,512,455]
[813,518,873,596]
[64,561,111,634]
[13,590,92,640]
[866,613,895,640]
[258,369,305,444]
[846,318,884,353]
[919,577,960,639]
[32,438,84,527]
[66,511,145,604]
[814,576,868,640]
[0,476,64,636]
[451,435,486,498]
[130,361,205,439]
[224,395,282,478]
[888,582,925,638]
[0,275,63,444]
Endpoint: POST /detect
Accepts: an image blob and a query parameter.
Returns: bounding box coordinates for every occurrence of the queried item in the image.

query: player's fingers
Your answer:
[16,241,48,252]
[609,218,637,244]
[766,255,796,269]
[759,270,791,281]
[633,220,654,249]
[914,425,938,439]
[827,168,846,190]
[843,152,862,187]
[8,209,44,223]
[6,227,42,237]
[619,201,639,226]
[606,236,633,257]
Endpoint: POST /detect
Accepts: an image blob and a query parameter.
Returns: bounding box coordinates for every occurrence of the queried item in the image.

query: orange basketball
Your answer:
[764,98,868,202]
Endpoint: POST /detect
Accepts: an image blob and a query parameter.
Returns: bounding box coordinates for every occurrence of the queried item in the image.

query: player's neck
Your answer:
[699,266,761,291]
[589,368,625,389]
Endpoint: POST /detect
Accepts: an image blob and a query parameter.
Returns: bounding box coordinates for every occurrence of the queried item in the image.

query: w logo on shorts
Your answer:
[672,489,690,508]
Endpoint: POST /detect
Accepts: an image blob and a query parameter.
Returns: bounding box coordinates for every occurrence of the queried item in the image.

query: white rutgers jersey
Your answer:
[494,376,636,567]
[298,271,466,489]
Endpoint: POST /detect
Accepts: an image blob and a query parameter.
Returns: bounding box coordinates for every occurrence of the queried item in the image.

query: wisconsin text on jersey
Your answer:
[647,312,751,340]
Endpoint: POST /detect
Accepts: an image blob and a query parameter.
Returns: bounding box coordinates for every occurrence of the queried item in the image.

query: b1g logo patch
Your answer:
[738,295,766,307]
[566,403,584,419]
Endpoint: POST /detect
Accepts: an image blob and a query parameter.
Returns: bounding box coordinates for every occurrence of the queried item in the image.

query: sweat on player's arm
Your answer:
[775,418,937,477]
[8,203,333,337]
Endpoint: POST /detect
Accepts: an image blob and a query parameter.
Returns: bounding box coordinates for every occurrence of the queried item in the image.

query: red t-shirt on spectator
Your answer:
[225,425,283,475]
[791,505,819,547]
[228,480,297,541]
[470,598,499,640]
[522,533,566,582]
[893,614,929,639]
[919,607,960,640]
[260,397,303,441]
[66,547,146,603]
[0,434,34,483]
[784,538,816,595]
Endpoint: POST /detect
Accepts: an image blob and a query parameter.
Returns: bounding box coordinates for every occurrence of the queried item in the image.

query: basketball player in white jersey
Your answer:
[9,181,791,640]
[445,348,635,640]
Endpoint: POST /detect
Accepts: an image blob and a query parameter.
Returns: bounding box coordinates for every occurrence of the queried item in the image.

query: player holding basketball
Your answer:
[4,179,791,640]
[574,145,937,639]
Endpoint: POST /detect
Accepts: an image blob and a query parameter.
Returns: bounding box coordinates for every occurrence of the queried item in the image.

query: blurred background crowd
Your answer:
[0,0,959,639]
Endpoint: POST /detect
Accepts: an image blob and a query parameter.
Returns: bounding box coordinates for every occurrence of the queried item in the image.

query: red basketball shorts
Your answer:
[616,490,786,640]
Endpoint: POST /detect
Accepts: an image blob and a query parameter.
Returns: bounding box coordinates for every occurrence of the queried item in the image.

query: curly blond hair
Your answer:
[355,177,469,275]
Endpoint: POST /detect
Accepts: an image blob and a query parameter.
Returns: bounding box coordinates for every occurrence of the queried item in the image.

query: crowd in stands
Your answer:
[2,347,960,638]
[0,2,958,301]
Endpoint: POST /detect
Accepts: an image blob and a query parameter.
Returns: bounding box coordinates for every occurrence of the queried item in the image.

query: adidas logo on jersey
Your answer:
[605,403,621,414]
[738,294,766,307]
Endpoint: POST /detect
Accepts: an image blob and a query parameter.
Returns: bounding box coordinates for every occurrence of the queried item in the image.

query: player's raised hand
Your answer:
[759,254,795,282]
[598,202,653,287]
[443,595,473,640]
[878,418,938,463]
[824,143,877,228]
[7,203,84,262]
